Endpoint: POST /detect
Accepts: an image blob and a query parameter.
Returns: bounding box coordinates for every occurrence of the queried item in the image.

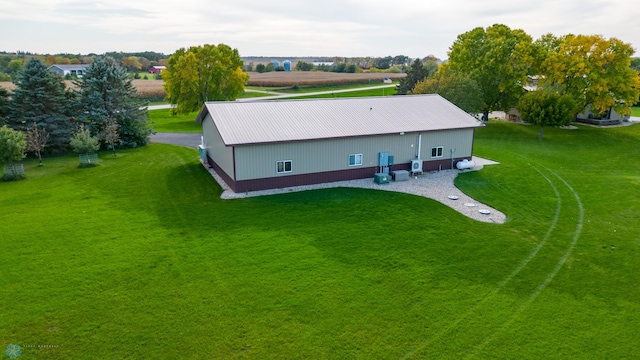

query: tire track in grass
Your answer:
[402,165,562,359]
[464,166,584,359]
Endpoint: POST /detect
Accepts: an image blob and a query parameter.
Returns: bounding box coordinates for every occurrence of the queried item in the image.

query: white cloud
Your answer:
[0,0,638,58]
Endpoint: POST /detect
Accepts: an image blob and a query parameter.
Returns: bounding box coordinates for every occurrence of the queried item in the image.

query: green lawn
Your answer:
[249,82,398,94]
[286,86,397,99]
[149,108,201,133]
[238,91,275,99]
[1,122,639,358]
[631,106,640,117]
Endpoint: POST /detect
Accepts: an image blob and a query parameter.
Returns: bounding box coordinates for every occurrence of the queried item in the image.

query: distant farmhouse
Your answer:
[148,66,166,74]
[312,61,335,67]
[505,76,630,126]
[197,95,483,192]
[48,64,90,77]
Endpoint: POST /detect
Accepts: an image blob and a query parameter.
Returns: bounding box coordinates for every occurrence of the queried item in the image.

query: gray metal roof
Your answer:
[197,94,484,146]
[49,64,90,70]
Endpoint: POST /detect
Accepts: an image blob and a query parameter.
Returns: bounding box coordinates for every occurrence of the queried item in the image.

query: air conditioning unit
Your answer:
[411,159,423,174]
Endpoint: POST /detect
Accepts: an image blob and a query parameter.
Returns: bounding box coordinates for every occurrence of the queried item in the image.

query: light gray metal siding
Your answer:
[421,129,474,160]
[202,114,235,179]
[234,129,474,180]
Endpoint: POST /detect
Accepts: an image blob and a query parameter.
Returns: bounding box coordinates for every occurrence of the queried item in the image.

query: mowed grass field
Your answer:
[1,121,640,358]
[245,71,405,87]
[148,109,201,133]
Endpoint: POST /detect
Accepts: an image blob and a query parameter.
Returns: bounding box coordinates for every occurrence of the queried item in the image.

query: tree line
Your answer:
[0,51,169,81]
[244,55,441,74]
[0,57,152,179]
[406,24,640,139]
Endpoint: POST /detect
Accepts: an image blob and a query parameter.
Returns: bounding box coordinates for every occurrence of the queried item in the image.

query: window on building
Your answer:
[431,146,444,158]
[348,154,363,166]
[276,160,292,174]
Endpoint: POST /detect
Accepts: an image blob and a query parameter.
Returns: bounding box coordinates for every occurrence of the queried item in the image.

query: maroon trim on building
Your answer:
[233,166,378,192]
[422,157,470,172]
[206,154,238,192]
[211,157,472,193]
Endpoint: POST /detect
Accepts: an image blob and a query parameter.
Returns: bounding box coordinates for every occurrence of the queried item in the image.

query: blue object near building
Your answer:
[374,173,390,184]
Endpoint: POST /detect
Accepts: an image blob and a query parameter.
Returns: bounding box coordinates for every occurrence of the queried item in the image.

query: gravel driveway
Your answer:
[150,132,201,148]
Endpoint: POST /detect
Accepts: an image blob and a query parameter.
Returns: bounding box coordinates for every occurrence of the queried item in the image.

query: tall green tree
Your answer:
[412,67,485,114]
[164,44,249,115]
[396,59,434,95]
[295,61,313,71]
[517,90,577,140]
[535,34,640,116]
[7,59,23,79]
[76,57,152,148]
[447,24,534,120]
[8,58,75,152]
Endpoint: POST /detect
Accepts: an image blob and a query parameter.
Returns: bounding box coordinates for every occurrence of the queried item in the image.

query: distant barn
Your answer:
[197,95,484,193]
[148,66,166,74]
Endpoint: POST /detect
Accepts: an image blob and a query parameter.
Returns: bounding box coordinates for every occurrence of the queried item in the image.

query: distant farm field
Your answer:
[246,71,405,87]
[0,80,165,100]
[1,72,404,99]
[0,81,15,92]
[131,79,165,98]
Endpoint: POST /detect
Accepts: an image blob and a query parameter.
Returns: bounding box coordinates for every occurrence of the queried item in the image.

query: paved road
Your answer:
[145,84,397,110]
[150,132,201,148]
[147,104,174,110]
[236,84,396,102]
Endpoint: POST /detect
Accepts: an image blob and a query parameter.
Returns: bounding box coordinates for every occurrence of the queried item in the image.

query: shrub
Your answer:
[0,125,26,181]
[70,126,100,154]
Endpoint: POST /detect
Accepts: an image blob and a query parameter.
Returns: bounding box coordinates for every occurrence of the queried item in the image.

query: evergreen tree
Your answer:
[0,87,9,125]
[8,58,75,152]
[396,59,433,95]
[76,56,152,148]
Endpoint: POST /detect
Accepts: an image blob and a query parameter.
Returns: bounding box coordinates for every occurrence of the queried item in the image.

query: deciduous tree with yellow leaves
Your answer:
[535,34,640,117]
[163,44,249,115]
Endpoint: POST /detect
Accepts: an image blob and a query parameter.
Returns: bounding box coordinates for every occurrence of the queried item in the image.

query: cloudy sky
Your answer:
[1,0,638,59]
